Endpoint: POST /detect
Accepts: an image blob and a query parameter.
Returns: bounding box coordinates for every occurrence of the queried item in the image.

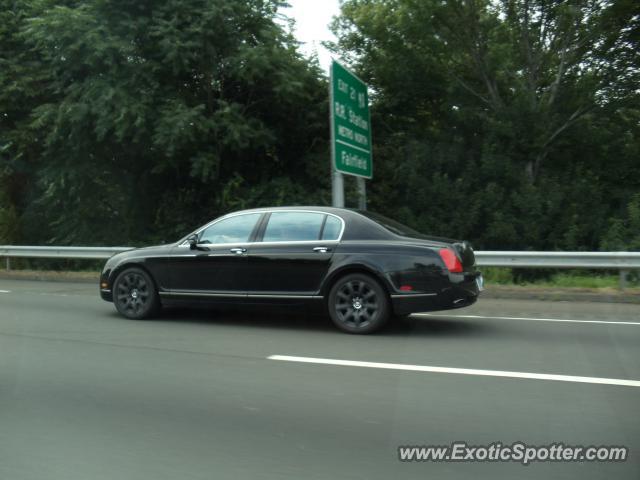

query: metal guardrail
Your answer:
[0,246,131,260]
[474,252,640,289]
[1,246,638,287]
[475,251,640,269]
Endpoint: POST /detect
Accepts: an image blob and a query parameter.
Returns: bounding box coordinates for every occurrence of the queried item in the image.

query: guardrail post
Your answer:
[619,269,628,290]
[5,257,9,271]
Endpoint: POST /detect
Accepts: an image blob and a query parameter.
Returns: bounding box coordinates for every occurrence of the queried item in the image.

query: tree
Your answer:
[2,0,329,244]
[330,0,640,250]
[0,0,50,242]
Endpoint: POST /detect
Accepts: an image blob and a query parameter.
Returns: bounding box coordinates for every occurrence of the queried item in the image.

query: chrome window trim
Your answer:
[177,239,341,251]
[253,239,340,246]
[177,209,346,247]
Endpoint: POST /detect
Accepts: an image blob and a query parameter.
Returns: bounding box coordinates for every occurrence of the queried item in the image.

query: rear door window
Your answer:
[321,215,342,240]
[262,212,325,242]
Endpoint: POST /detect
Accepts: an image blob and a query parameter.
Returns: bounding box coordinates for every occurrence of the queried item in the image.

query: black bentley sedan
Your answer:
[100,207,482,333]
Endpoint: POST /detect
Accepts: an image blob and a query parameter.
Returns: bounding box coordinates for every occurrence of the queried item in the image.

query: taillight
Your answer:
[438,248,463,273]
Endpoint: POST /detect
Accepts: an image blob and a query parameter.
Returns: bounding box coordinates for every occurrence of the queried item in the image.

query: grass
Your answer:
[0,269,99,282]
[481,267,638,289]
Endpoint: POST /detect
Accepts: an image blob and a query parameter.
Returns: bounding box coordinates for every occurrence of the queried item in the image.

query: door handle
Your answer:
[230,247,247,255]
[313,246,331,253]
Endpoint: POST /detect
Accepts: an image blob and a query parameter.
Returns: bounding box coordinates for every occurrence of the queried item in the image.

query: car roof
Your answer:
[235,206,352,215]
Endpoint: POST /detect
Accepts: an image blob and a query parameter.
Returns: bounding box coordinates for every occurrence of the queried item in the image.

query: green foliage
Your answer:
[601,193,640,251]
[330,0,640,251]
[0,193,19,243]
[2,0,328,245]
[480,267,514,285]
[0,0,638,252]
[482,268,637,289]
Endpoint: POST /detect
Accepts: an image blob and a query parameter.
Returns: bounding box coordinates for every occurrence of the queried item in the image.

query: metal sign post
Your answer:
[331,168,345,208]
[356,176,366,210]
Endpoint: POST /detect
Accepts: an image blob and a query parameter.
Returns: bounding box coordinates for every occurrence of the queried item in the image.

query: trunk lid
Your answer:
[397,236,476,271]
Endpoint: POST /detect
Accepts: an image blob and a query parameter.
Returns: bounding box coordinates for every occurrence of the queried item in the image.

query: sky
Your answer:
[279,0,342,73]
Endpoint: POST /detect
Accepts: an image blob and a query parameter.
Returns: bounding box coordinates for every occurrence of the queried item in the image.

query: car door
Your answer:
[245,211,343,296]
[167,212,263,295]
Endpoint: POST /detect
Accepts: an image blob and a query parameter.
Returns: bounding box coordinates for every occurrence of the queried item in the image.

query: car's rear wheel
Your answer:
[328,273,390,334]
[113,267,159,319]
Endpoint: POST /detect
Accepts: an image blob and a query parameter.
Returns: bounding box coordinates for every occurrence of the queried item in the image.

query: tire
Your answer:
[327,273,390,334]
[113,267,160,319]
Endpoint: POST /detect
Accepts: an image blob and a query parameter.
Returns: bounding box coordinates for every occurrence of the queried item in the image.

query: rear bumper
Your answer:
[391,272,480,315]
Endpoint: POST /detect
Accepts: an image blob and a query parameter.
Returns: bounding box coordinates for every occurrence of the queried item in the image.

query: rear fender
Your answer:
[320,260,394,297]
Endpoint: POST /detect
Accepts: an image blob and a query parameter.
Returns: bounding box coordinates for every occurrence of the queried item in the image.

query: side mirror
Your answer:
[187,234,198,250]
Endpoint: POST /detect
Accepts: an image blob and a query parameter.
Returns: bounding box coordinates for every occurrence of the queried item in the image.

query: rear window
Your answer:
[357,210,456,242]
[357,211,426,238]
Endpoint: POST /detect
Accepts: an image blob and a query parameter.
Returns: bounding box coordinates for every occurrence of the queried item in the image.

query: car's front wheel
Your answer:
[113,267,159,319]
[328,273,390,334]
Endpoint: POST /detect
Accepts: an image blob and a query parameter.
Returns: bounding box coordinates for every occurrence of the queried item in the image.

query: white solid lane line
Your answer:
[268,355,640,388]
[413,313,640,326]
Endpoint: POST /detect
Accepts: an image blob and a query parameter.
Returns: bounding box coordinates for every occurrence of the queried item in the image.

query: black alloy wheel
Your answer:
[328,273,390,334]
[113,267,159,319]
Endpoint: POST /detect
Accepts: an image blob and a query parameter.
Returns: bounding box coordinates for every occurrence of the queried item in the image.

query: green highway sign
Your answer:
[330,60,372,179]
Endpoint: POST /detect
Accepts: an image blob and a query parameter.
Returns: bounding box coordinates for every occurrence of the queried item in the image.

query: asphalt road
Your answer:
[1,279,638,480]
